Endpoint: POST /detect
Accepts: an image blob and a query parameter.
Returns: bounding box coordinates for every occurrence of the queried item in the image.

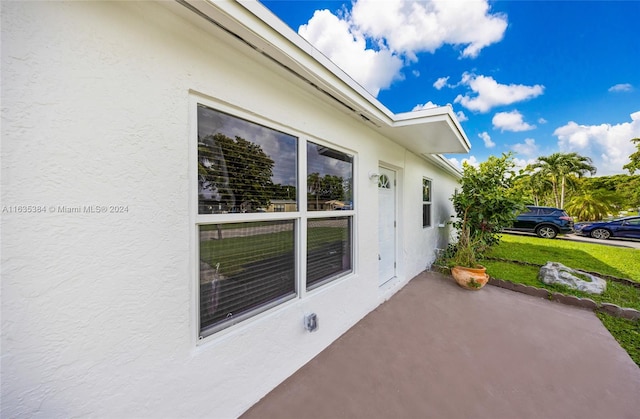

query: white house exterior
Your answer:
[1,1,470,417]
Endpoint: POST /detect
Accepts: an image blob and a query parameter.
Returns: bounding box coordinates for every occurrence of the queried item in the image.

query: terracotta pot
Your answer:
[451,265,489,290]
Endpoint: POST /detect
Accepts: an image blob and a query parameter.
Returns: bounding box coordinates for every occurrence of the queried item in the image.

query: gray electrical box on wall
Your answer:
[304,313,318,332]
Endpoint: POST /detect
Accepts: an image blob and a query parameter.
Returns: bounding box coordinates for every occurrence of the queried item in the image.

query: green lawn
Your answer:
[481,260,640,311]
[483,234,640,367]
[200,224,346,277]
[486,234,640,282]
[596,313,640,367]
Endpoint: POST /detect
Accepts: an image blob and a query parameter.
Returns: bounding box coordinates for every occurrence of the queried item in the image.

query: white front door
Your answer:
[378,166,396,285]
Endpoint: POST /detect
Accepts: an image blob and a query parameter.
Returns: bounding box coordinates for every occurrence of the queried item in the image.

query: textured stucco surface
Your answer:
[1,1,458,417]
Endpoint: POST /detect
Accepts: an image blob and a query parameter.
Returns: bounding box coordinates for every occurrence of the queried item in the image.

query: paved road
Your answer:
[505,231,640,249]
[561,233,640,249]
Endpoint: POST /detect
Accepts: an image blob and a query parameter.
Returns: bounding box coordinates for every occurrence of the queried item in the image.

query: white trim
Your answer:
[189,93,200,349]
[377,163,399,287]
[422,154,463,178]
[422,177,433,229]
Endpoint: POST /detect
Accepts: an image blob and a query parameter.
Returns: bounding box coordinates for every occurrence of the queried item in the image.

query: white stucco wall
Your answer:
[1,2,460,417]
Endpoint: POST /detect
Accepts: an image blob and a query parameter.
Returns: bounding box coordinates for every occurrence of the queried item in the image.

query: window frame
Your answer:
[422,177,432,228]
[192,96,356,341]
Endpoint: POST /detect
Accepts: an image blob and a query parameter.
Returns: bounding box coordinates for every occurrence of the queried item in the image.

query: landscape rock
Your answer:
[538,262,606,294]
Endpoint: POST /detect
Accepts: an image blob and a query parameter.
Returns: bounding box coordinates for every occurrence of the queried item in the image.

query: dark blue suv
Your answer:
[505,206,574,239]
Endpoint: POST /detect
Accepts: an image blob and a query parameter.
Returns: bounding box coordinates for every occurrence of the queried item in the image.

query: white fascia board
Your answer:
[235,0,392,119]
[178,0,471,154]
[393,106,471,151]
[422,154,464,179]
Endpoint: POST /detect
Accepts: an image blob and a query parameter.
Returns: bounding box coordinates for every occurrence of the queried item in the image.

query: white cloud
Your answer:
[448,155,534,173]
[538,117,548,124]
[454,73,544,113]
[608,83,633,93]
[298,1,507,96]
[478,131,495,148]
[412,101,439,111]
[553,111,640,175]
[351,0,507,59]
[448,155,480,170]
[492,110,536,132]
[511,138,538,157]
[299,9,403,96]
[434,76,450,90]
[412,102,467,122]
[512,157,537,174]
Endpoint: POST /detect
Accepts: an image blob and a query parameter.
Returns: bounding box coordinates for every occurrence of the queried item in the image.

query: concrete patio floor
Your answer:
[242,271,640,419]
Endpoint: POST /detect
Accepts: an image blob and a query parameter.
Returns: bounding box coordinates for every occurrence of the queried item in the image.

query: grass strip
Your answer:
[484,234,639,367]
[596,313,640,367]
[481,259,640,311]
[489,234,640,283]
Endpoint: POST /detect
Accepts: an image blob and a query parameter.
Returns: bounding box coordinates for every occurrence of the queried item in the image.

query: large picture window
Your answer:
[199,221,296,332]
[198,105,298,214]
[197,103,354,338]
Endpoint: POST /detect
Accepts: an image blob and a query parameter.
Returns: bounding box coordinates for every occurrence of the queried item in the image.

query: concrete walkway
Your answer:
[242,271,640,419]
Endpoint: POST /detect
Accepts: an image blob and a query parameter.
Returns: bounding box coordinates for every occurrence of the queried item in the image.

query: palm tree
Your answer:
[513,171,553,206]
[307,172,322,210]
[564,191,618,221]
[529,153,596,208]
[529,170,554,206]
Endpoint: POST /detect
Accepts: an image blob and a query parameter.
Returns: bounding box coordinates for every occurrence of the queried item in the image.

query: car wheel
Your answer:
[590,228,611,240]
[536,225,558,239]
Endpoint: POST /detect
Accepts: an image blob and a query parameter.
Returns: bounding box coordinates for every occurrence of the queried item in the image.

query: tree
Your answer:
[513,171,554,206]
[623,137,640,175]
[581,174,640,214]
[307,173,346,206]
[564,191,619,221]
[529,152,596,208]
[307,172,322,209]
[199,133,275,212]
[448,153,525,267]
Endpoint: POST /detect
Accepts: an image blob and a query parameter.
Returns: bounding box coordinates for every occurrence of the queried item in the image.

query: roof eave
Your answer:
[177,0,471,155]
[422,154,463,178]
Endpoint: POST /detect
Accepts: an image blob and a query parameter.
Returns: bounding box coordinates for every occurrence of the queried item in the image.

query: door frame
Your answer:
[377,165,398,286]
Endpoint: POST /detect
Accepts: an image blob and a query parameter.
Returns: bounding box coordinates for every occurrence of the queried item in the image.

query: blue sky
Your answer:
[261,0,640,175]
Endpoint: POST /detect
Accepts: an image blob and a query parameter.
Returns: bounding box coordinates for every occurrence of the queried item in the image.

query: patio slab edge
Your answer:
[488,277,640,321]
[430,265,639,321]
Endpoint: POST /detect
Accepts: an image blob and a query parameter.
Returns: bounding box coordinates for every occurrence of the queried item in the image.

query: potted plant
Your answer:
[445,153,524,290]
[448,211,488,290]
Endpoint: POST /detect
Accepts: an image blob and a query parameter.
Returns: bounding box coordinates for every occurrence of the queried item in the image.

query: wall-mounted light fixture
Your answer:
[368,171,380,181]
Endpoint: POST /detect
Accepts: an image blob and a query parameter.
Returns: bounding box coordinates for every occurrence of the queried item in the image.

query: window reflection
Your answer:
[198,105,298,214]
[423,178,431,202]
[307,142,353,211]
[307,217,352,288]
[423,178,432,228]
[199,221,296,333]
